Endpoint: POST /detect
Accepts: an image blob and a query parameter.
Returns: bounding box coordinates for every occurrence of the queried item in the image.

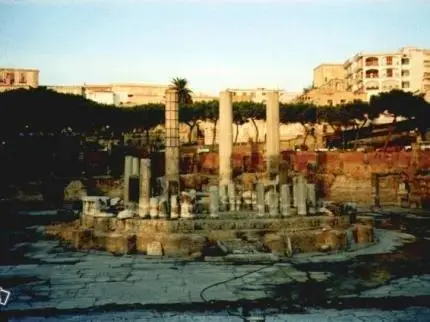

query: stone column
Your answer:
[268,186,279,217]
[297,175,307,216]
[131,157,140,177]
[228,182,236,212]
[165,88,180,192]
[123,156,133,205]
[265,91,280,179]
[292,176,298,208]
[130,156,140,205]
[170,195,179,219]
[256,182,265,216]
[219,185,228,211]
[280,184,291,217]
[149,197,159,219]
[307,183,316,215]
[219,90,233,187]
[138,159,151,218]
[158,198,167,218]
[180,194,195,219]
[209,186,219,218]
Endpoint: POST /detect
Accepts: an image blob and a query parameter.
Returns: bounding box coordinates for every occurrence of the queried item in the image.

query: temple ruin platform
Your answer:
[46,214,374,258]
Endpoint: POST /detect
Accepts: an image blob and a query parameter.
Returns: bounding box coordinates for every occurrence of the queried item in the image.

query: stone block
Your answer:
[262,233,286,255]
[93,217,116,233]
[93,232,136,254]
[316,229,347,252]
[354,224,374,244]
[162,234,209,257]
[81,214,95,229]
[147,241,163,256]
[72,229,93,249]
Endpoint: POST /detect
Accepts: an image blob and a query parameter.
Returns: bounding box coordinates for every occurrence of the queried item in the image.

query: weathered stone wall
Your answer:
[47,215,367,257]
[195,149,430,205]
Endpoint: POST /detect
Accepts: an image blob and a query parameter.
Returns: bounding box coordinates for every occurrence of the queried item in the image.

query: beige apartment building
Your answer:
[313,64,346,88]
[48,83,170,106]
[0,68,39,92]
[191,92,217,102]
[49,83,221,106]
[344,47,430,100]
[228,88,298,104]
[297,79,366,106]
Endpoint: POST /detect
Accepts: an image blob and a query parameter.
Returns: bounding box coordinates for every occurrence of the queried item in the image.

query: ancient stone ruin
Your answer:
[47,88,375,259]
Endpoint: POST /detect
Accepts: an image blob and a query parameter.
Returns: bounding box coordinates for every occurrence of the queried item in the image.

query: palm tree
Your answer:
[171,77,193,104]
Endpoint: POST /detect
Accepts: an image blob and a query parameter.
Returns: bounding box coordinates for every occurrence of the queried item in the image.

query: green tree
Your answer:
[232,103,249,143]
[171,77,193,104]
[179,102,205,144]
[370,90,429,149]
[202,100,219,147]
[235,101,265,143]
[290,103,318,146]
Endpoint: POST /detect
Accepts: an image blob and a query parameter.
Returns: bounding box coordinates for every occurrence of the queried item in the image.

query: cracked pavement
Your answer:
[1,213,430,321]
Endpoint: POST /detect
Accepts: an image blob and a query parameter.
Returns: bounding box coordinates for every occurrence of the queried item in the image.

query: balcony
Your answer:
[365,80,379,91]
[365,86,379,91]
[401,58,410,65]
[365,69,379,79]
[365,57,379,67]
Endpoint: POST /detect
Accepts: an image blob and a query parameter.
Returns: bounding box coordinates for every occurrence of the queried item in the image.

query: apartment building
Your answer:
[313,64,346,88]
[296,79,366,106]
[228,88,299,104]
[48,83,170,106]
[191,92,217,102]
[344,47,430,99]
[0,68,39,92]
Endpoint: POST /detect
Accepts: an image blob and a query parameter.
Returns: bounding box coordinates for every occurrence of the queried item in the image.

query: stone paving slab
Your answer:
[347,274,430,298]
[1,227,430,316]
[6,307,430,321]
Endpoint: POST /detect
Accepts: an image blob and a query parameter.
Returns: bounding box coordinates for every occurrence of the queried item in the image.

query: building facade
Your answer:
[296,79,366,106]
[0,68,39,92]
[313,64,346,88]
[228,88,299,104]
[344,47,430,100]
[48,83,170,106]
[191,92,217,102]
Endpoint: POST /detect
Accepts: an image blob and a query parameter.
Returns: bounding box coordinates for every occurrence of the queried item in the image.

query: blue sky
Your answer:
[1,0,430,94]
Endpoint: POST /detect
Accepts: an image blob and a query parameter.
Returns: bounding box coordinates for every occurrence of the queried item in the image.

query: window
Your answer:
[327,100,333,106]
[401,70,410,77]
[386,69,393,78]
[366,69,379,78]
[19,73,27,84]
[402,81,410,89]
[386,56,393,65]
[365,57,379,67]
[6,72,15,85]
[402,58,410,65]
